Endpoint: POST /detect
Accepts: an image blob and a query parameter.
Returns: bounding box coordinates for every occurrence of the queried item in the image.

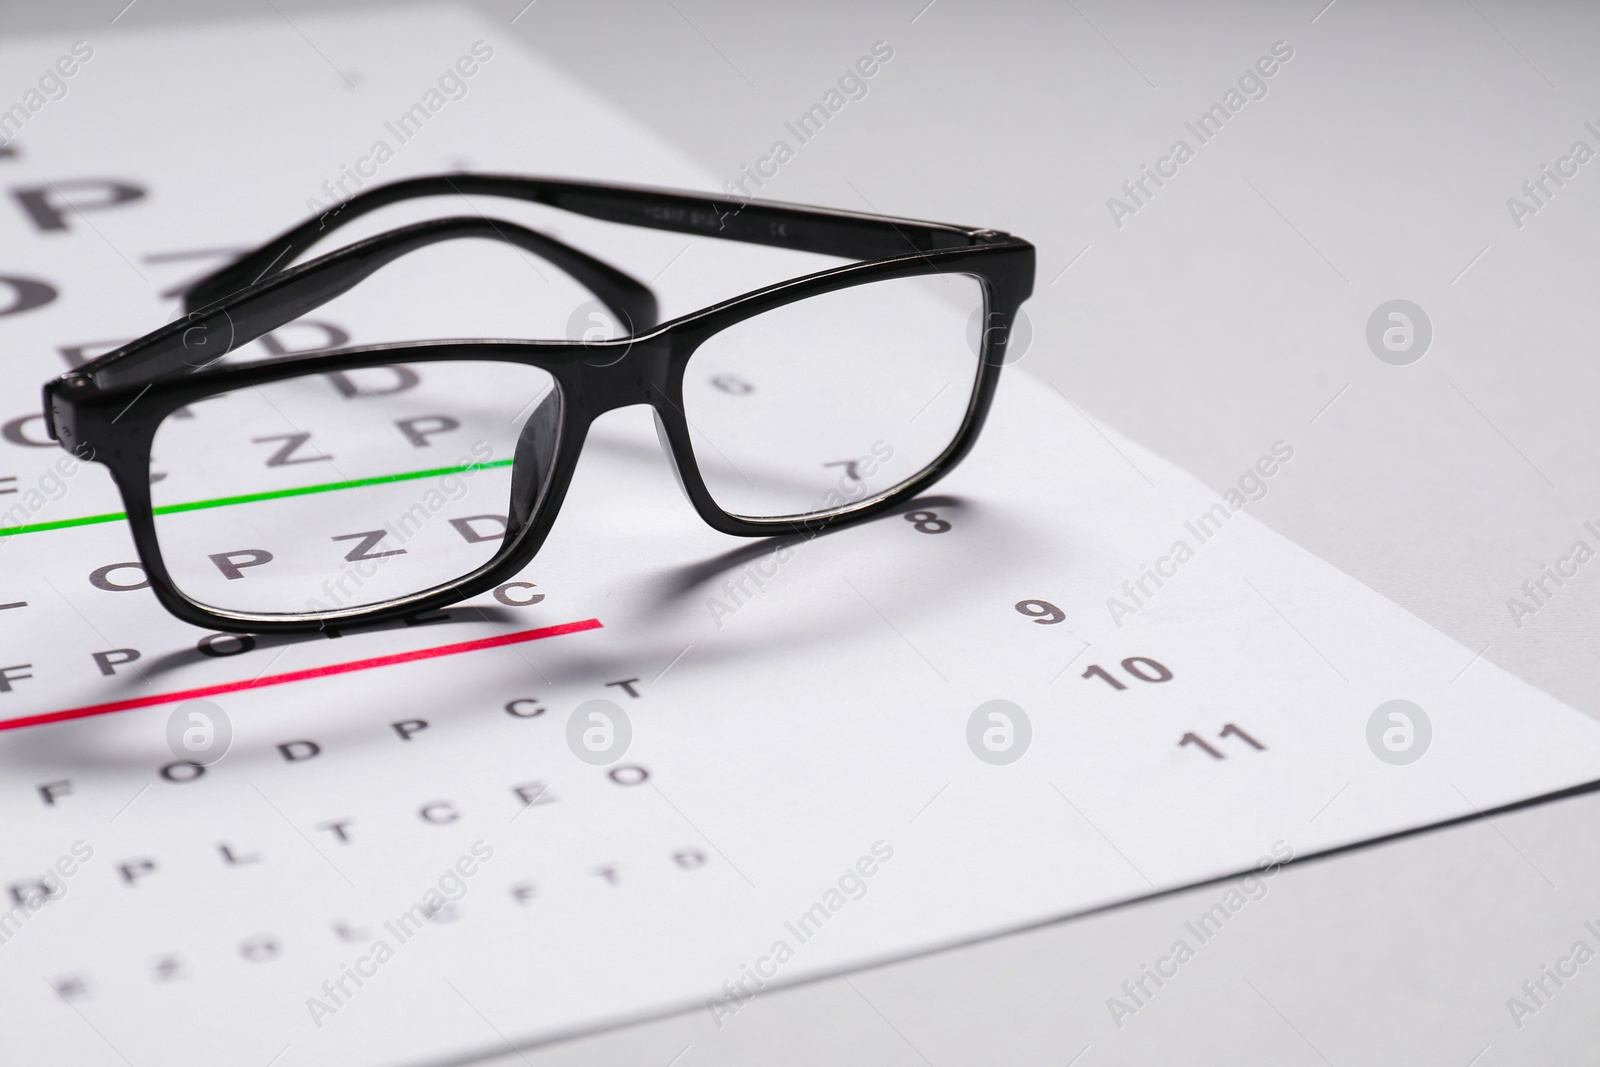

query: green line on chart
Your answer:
[0,458,515,538]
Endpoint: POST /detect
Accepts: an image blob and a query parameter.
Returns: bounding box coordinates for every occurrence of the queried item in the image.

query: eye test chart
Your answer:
[2,9,1600,1067]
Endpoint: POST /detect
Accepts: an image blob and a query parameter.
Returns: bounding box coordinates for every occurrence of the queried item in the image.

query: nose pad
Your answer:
[509,389,562,526]
[652,409,694,505]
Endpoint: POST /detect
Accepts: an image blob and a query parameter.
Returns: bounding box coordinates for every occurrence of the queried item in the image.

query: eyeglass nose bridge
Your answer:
[565,332,676,416]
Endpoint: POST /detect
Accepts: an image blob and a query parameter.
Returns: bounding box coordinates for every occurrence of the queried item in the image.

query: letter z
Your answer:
[331,530,406,562]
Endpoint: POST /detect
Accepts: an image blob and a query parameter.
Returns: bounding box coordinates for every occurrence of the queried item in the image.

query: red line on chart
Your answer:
[0,618,604,733]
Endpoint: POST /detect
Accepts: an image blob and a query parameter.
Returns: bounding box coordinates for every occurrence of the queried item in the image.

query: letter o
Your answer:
[197,632,257,657]
[0,276,57,319]
[607,764,649,786]
[90,562,149,591]
[159,760,206,783]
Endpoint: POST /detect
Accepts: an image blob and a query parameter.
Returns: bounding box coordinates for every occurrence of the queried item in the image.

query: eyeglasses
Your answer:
[42,174,1035,633]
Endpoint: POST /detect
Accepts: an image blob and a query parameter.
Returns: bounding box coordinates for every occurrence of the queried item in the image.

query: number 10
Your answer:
[1083,657,1172,689]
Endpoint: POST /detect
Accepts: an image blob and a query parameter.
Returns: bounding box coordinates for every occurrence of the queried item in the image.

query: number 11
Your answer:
[1180,723,1267,760]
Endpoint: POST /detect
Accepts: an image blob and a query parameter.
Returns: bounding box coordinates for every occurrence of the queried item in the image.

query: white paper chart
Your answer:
[2,10,1598,1067]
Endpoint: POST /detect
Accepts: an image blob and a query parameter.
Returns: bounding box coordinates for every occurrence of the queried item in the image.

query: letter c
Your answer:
[420,801,459,824]
[492,581,544,606]
[3,414,54,447]
[1155,154,1179,178]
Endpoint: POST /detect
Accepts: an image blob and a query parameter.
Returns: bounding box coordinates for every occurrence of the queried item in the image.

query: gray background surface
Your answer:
[6,1,1600,1063]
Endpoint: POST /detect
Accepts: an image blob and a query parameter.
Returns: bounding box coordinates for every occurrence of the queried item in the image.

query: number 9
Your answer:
[1015,599,1065,625]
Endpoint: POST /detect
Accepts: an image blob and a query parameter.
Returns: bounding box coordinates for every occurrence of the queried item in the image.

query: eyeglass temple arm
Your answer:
[185,174,988,314]
[185,194,657,326]
[535,177,987,256]
[83,217,640,391]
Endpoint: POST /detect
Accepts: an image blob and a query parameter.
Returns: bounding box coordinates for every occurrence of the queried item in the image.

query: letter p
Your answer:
[209,549,274,580]
[13,179,146,232]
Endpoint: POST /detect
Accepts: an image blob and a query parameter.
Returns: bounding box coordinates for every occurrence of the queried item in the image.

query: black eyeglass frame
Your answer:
[42,174,1036,634]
